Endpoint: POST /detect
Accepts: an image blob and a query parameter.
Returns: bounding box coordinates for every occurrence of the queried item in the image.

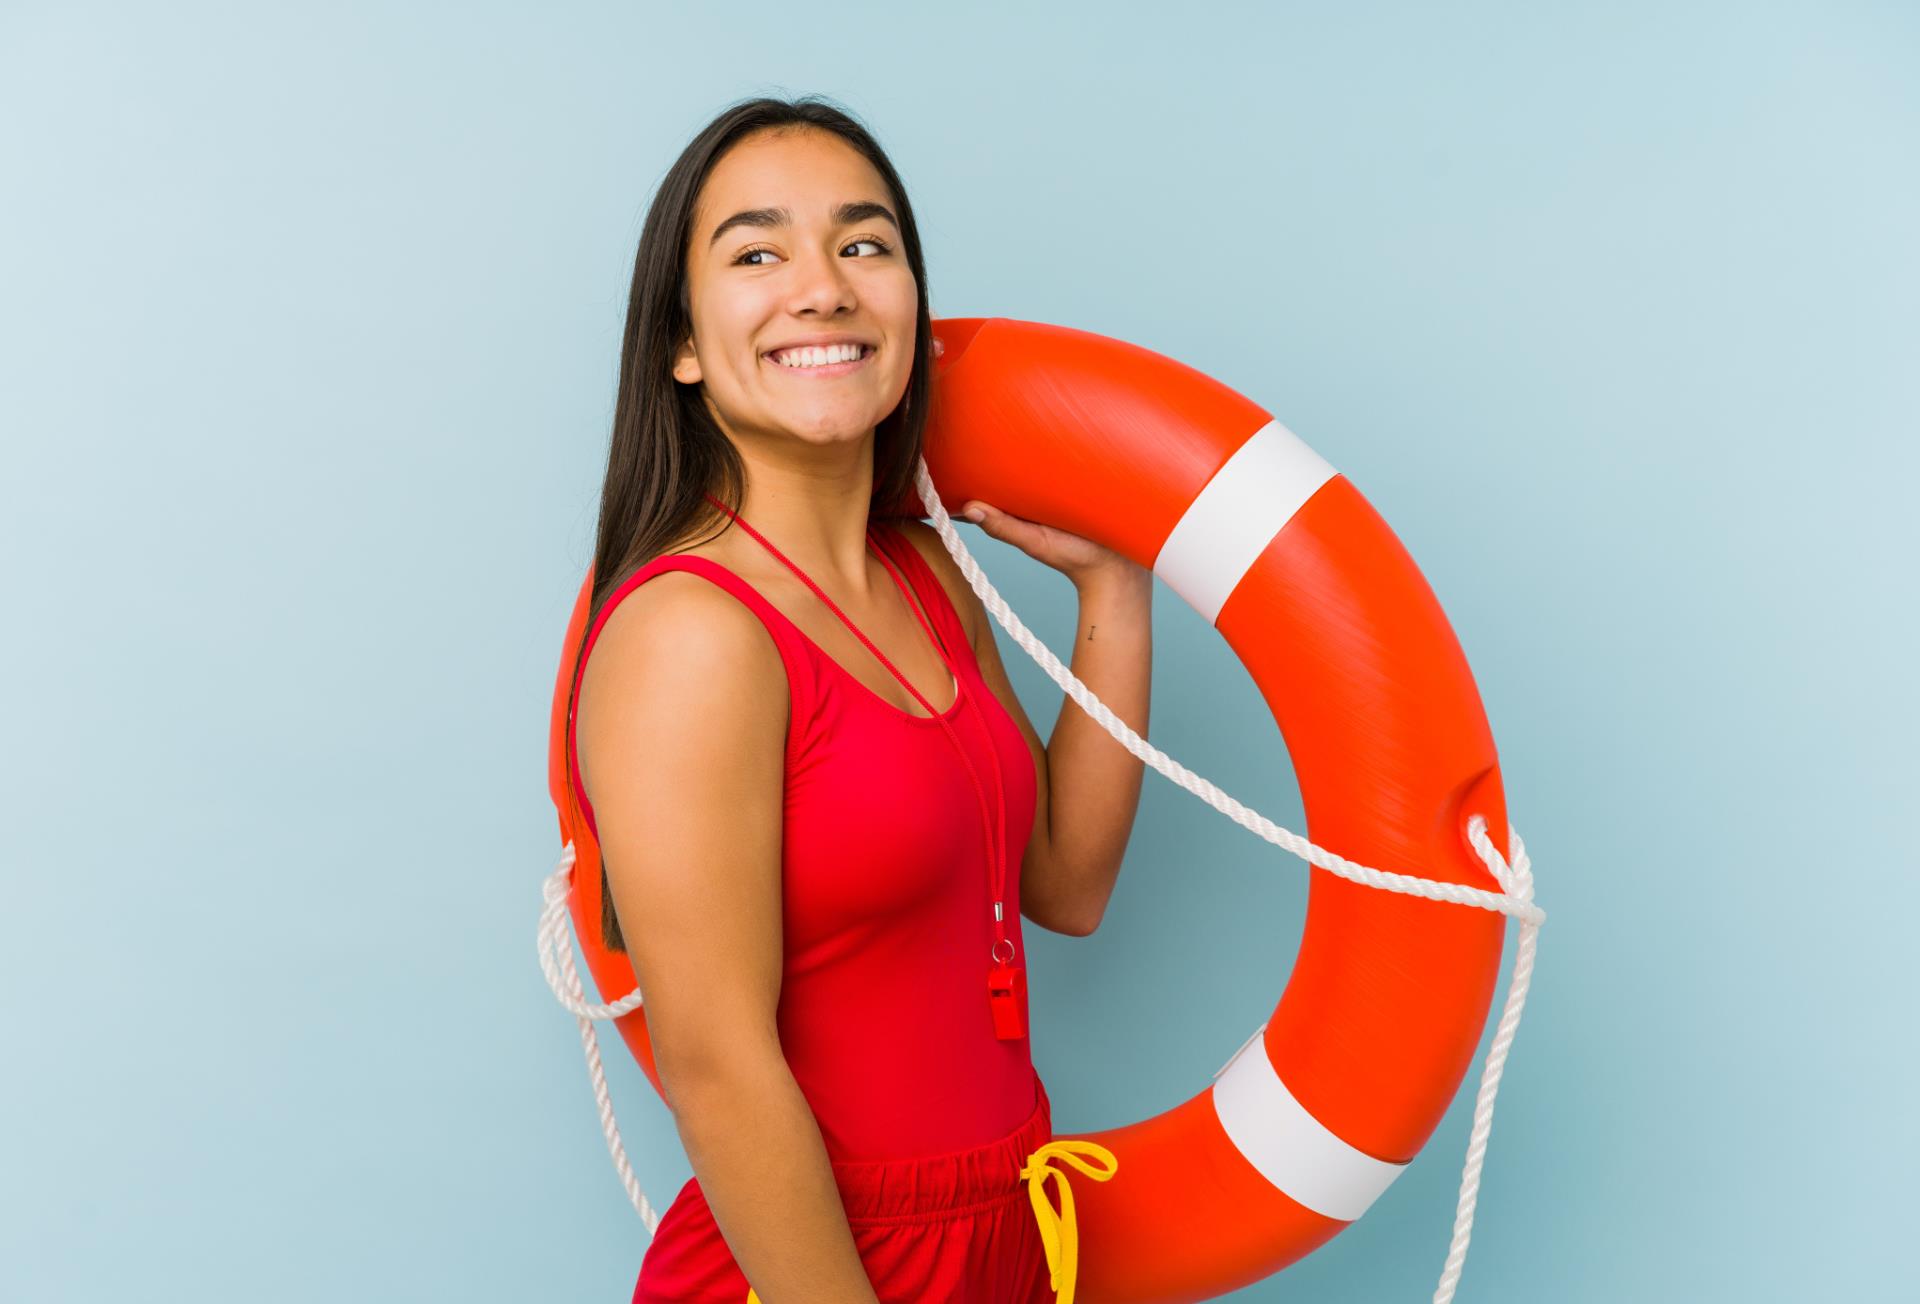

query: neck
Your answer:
[707,440,882,594]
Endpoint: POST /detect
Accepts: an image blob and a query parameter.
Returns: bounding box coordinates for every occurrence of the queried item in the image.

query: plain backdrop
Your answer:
[3,3,1915,1300]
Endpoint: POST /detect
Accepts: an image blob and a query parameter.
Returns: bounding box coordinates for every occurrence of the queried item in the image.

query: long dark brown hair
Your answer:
[578,95,936,954]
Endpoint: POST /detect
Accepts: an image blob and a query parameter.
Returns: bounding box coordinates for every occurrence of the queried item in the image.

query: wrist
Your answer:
[1074,559,1153,602]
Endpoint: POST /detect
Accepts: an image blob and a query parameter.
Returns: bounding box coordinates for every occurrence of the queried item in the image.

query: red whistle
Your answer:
[988,961,1027,1040]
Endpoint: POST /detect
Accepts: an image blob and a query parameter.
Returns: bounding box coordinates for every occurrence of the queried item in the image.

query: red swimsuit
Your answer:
[568,515,1067,1302]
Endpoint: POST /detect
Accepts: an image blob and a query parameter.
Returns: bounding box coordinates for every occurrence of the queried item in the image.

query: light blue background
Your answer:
[4,3,1914,1300]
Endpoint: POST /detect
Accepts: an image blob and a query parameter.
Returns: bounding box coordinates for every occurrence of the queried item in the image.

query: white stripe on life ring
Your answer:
[1210,1022,1409,1222]
[1151,419,1338,626]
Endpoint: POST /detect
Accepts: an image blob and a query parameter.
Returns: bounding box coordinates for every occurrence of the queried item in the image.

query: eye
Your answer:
[732,236,893,267]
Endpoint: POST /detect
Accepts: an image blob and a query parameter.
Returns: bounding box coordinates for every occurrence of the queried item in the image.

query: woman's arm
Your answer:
[577,574,881,1302]
[1019,563,1152,934]
[670,1048,874,1301]
[898,520,1152,937]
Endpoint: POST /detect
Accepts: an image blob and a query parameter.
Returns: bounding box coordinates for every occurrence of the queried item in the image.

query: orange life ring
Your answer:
[543,316,1542,1302]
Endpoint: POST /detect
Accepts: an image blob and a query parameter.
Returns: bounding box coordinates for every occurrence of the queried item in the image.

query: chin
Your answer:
[781,410,889,444]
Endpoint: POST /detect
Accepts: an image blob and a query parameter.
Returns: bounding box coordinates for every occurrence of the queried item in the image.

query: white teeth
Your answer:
[771,343,866,368]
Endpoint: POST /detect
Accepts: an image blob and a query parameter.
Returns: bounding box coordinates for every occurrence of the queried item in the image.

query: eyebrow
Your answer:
[707,200,900,249]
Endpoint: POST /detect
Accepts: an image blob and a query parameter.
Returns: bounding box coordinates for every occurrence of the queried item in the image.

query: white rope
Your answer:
[538,454,1546,1299]
[536,845,663,1234]
[1433,818,1538,1304]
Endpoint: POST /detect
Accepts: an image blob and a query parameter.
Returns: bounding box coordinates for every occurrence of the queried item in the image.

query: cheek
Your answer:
[875,277,920,375]
[698,288,772,365]
[877,272,919,329]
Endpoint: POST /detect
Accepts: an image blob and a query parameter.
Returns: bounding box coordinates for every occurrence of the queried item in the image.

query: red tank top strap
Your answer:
[565,554,819,842]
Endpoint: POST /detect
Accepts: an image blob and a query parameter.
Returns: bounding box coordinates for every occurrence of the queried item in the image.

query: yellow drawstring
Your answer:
[1020,1139,1121,1304]
[742,1139,1119,1304]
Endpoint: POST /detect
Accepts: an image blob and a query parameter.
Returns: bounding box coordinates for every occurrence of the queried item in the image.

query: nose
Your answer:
[784,243,858,317]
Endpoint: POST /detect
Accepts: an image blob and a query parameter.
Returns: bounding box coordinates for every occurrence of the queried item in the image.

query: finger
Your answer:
[964,503,1039,549]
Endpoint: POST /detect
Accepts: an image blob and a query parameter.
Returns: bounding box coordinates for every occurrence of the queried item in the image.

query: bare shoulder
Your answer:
[576,569,789,758]
[888,517,985,649]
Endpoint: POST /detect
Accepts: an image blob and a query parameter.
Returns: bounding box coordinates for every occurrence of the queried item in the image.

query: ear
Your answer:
[672,335,702,385]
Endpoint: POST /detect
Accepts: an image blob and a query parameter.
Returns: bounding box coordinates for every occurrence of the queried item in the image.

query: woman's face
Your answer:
[676,129,918,452]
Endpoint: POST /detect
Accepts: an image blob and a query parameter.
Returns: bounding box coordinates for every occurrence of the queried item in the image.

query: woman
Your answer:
[567,95,1152,1303]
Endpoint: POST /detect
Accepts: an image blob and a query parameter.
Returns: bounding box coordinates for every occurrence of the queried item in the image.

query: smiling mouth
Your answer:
[764,344,876,376]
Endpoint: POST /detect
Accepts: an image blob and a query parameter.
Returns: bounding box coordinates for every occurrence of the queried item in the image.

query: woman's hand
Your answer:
[955,500,1147,590]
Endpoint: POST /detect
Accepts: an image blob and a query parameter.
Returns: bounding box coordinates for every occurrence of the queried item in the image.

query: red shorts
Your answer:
[634,1077,1068,1303]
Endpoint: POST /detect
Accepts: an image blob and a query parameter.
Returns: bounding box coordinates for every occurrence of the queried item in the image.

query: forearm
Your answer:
[665,1049,880,1303]
[1042,564,1152,929]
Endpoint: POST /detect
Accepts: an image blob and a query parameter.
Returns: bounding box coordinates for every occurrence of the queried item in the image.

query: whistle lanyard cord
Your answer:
[875,537,1021,960]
